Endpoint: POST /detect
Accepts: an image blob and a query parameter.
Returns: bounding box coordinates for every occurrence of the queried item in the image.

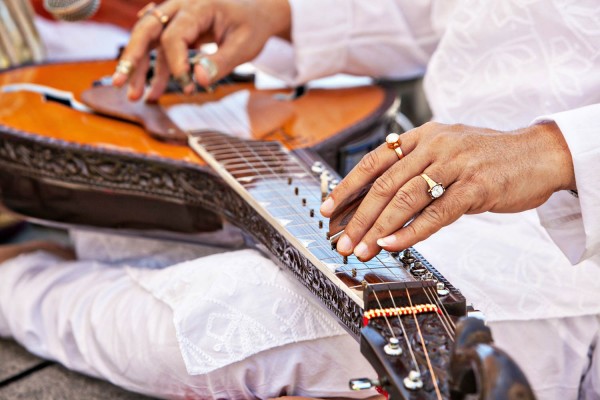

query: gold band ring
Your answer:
[420,173,445,199]
[137,2,169,26]
[385,133,404,160]
[115,59,133,76]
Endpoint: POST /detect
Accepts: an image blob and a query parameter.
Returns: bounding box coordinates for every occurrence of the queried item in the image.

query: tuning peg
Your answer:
[384,337,402,356]
[403,370,423,390]
[349,377,381,391]
[436,282,450,296]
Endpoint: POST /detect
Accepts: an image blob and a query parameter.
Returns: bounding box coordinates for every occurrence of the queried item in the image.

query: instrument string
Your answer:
[194,131,398,285]
[422,287,454,340]
[405,288,443,400]
[386,289,420,373]
[425,286,456,331]
[371,287,399,342]
[189,101,457,399]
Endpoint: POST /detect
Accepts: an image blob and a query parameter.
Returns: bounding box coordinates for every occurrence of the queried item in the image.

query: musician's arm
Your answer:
[253,0,444,86]
[533,103,600,264]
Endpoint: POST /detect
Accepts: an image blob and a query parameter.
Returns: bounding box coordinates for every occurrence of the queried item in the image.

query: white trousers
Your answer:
[0,250,376,399]
[0,250,599,400]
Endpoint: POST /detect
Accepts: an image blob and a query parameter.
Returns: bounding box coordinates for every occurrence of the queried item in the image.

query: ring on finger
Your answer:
[420,173,445,199]
[174,72,194,90]
[190,54,219,82]
[385,132,404,160]
[137,2,169,26]
[115,59,134,76]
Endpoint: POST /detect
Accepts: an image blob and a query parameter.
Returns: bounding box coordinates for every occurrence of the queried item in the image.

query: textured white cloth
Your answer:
[2,2,599,399]
[256,0,600,320]
[0,246,375,399]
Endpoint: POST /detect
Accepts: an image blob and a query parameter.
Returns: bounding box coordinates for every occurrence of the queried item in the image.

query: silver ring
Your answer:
[192,56,219,82]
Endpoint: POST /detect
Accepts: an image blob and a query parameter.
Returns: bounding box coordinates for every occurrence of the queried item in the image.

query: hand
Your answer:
[320,121,575,261]
[112,0,291,101]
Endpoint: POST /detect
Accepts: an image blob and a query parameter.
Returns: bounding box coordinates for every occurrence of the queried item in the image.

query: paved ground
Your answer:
[0,222,156,400]
[0,339,155,400]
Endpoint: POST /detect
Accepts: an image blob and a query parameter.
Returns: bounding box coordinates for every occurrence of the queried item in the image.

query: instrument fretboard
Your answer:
[189,130,417,307]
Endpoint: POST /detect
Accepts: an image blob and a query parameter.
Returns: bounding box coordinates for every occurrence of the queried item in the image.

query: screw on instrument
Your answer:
[328,179,339,191]
[311,161,324,174]
[348,377,381,391]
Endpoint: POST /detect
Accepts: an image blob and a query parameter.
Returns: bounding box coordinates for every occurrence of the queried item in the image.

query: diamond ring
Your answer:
[420,173,445,199]
[385,133,404,160]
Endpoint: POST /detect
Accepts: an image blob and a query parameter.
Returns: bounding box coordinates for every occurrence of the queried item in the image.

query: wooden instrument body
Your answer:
[0,60,397,235]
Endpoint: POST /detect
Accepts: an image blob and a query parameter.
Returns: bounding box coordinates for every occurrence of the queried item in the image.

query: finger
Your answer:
[126,55,150,100]
[161,6,214,93]
[321,130,419,218]
[193,29,260,87]
[376,182,468,251]
[334,143,431,256]
[145,47,170,102]
[352,173,439,261]
[113,1,180,87]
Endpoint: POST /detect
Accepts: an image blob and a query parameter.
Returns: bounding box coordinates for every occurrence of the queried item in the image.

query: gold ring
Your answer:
[137,2,169,26]
[115,59,133,76]
[420,173,445,199]
[385,133,404,160]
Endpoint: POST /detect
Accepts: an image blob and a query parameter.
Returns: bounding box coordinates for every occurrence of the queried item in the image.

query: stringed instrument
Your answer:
[0,60,534,399]
[0,60,397,235]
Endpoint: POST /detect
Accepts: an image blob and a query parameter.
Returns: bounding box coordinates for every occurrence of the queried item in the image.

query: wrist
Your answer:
[258,0,291,41]
[524,121,576,192]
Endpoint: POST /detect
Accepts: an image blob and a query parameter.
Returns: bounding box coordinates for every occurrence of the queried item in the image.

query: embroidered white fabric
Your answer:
[126,249,347,375]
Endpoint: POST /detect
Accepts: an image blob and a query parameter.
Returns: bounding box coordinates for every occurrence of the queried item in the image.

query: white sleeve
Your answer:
[253,0,447,86]
[533,103,600,264]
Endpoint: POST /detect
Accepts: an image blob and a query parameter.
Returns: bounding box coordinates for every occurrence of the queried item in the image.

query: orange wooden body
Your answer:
[0,60,388,166]
[0,60,394,234]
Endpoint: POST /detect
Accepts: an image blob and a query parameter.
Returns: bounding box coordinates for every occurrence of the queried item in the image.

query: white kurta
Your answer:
[1,2,600,399]
[254,0,600,320]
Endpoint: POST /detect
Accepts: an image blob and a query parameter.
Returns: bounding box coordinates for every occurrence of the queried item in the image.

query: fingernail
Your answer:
[320,198,335,215]
[377,236,397,247]
[336,234,353,253]
[354,242,368,258]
